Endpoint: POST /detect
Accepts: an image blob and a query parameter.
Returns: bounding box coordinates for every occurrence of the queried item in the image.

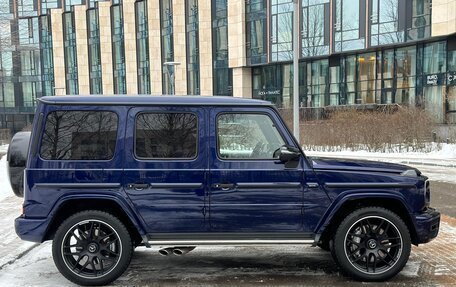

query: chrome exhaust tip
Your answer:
[158,247,173,256]
[172,246,195,256]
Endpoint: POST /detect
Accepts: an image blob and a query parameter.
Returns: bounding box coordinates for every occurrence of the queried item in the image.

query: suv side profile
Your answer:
[9,95,440,286]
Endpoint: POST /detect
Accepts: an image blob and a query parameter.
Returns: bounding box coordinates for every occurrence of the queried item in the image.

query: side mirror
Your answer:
[276,145,301,164]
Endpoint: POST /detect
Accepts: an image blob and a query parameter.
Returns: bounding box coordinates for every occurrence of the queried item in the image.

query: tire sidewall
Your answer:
[333,207,411,281]
[52,211,133,286]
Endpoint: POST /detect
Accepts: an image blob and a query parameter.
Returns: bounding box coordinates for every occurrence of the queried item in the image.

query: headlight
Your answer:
[401,169,418,177]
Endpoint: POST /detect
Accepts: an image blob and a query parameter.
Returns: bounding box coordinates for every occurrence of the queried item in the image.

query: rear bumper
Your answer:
[413,207,440,244]
[15,215,48,243]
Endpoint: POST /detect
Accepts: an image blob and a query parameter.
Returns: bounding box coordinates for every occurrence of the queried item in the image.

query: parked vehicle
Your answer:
[9,95,440,286]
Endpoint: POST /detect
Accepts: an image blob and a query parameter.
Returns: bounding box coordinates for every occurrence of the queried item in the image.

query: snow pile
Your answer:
[305,143,456,161]
[303,142,456,155]
[0,144,8,155]
[0,155,13,202]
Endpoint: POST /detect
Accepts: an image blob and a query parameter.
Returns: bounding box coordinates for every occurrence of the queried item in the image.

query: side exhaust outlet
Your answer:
[158,247,173,256]
[172,247,196,256]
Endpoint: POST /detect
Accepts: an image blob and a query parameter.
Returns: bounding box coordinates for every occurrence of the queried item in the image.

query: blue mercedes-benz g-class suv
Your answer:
[8,95,439,285]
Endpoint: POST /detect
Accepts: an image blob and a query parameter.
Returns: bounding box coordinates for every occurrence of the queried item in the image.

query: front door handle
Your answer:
[212,183,235,191]
[127,183,149,191]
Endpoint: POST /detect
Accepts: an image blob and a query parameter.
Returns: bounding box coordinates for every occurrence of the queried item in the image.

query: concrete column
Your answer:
[232,67,252,98]
[123,0,138,94]
[228,0,247,68]
[432,0,456,36]
[50,8,66,95]
[172,0,187,95]
[98,1,114,94]
[73,5,90,94]
[148,0,162,94]
[198,0,213,96]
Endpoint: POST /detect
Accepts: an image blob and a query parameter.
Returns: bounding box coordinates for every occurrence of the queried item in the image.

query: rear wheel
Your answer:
[52,210,133,286]
[332,207,411,281]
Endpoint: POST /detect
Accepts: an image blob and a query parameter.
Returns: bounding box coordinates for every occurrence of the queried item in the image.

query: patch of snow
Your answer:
[304,143,456,160]
[0,144,8,155]
[0,155,13,202]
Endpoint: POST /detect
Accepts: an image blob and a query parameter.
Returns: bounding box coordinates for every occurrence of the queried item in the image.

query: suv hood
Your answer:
[309,156,420,175]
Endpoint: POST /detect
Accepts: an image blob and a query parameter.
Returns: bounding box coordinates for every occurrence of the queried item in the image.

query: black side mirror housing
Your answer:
[277,145,301,167]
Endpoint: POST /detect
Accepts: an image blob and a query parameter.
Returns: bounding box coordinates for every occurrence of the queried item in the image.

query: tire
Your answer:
[332,207,411,281]
[52,210,133,286]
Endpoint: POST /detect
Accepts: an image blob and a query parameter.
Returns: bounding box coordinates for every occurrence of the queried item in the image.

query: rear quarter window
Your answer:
[40,111,118,160]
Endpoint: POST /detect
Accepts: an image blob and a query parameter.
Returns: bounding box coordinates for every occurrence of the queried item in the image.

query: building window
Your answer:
[301,0,330,57]
[422,41,446,123]
[41,0,61,14]
[357,52,376,104]
[63,11,78,94]
[186,0,200,95]
[345,56,357,104]
[136,0,150,94]
[39,15,54,97]
[160,0,174,94]
[407,0,431,41]
[135,113,198,159]
[87,7,103,94]
[334,0,366,52]
[212,0,232,96]
[370,0,405,46]
[270,0,293,61]
[329,59,342,105]
[309,59,329,107]
[111,3,126,94]
[246,0,267,65]
[395,46,416,105]
[64,0,83,12]
[41,111,118,160]
[447,47,456,123]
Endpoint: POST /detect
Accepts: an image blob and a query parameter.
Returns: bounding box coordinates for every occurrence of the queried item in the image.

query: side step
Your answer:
[146,239,315,246]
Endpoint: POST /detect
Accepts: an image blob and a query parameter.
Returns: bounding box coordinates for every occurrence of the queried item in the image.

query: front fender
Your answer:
[314,189,412,235]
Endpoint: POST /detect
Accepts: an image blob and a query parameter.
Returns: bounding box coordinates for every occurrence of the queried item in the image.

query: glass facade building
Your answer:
[2,0,456,135]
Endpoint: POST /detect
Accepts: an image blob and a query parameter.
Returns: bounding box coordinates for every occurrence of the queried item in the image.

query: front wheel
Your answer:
[52,210,133,286]
[332,207,411,281]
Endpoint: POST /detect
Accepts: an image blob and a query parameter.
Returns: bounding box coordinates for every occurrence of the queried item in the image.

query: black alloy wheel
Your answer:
[333,207,411,281]
[53,211,133,286]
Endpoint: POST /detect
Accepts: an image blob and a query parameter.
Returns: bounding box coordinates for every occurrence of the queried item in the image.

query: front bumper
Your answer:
[15,215,49,243]
[413,207,440,244]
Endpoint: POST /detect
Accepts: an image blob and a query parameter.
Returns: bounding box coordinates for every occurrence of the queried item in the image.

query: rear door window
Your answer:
[40,111,118,160]
[135,112,198,159]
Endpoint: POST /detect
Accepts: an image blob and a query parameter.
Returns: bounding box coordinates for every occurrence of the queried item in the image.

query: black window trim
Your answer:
[38,110,119,162]
[133,111,200,161]
[215,110,290,162]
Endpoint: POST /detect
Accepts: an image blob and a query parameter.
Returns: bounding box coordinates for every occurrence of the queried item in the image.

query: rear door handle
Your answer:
[212,183,235,191]
[127,183,149,191]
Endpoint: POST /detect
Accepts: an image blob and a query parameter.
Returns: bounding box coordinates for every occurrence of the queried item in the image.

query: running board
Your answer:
[146,239,315,246]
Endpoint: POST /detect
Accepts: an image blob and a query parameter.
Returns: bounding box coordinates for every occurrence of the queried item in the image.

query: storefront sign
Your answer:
[448,72,456,86]
[258,90,281,96]
[424,74,445,86]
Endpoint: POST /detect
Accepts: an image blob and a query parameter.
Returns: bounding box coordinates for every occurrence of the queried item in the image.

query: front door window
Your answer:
[217,113,286,160]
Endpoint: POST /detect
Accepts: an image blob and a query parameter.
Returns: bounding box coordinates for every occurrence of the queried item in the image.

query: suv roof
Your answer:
[38,95,273,107]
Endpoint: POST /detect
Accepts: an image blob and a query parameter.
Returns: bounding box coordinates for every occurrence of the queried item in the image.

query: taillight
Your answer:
[424,180,430,207]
